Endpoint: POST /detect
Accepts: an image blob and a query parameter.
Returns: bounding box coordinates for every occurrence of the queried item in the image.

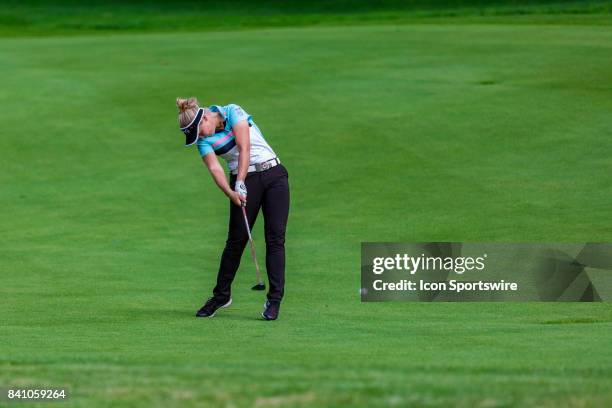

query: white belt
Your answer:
[231,157,281,175]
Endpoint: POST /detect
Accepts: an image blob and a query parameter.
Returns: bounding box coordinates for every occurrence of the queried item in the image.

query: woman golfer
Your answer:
[177,97,290,321]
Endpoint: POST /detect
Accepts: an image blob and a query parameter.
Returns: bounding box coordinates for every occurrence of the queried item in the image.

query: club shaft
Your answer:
[241,206,263,284]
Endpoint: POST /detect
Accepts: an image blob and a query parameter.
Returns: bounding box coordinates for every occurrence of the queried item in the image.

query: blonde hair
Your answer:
[176,97,200,127]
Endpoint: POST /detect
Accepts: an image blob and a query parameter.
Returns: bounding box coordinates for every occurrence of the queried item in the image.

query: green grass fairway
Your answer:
[2,17,612,408]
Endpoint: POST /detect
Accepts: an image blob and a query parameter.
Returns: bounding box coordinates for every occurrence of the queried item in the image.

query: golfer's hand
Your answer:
[229,191,243,207]
[234,180,248,206]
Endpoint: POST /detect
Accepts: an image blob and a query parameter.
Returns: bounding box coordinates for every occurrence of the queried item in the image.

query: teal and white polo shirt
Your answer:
[196,104,276,173]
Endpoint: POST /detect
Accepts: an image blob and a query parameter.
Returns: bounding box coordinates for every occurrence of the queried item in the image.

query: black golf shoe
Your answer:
[196,297,232,318]
[261,300,280,321]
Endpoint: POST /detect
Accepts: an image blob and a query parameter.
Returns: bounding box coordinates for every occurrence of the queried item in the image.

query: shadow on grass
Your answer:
[141,308,267,322]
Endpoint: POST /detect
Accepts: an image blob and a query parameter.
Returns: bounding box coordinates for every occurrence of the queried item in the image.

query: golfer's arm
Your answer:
[233,120,250,183]
[202,153,233,197]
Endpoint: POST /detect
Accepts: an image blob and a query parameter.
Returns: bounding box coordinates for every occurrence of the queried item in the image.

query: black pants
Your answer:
[213,163,290,302]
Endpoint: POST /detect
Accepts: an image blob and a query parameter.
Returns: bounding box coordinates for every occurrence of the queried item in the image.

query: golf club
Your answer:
[241,204,265,290]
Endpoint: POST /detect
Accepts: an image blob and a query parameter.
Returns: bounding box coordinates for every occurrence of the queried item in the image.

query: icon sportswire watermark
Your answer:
[360,242,612,301]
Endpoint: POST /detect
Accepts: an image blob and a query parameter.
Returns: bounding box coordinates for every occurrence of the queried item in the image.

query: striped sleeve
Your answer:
[197,139,214,156]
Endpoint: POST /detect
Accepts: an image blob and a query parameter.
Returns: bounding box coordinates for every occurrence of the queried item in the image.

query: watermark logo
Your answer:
[361,242,612,302]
